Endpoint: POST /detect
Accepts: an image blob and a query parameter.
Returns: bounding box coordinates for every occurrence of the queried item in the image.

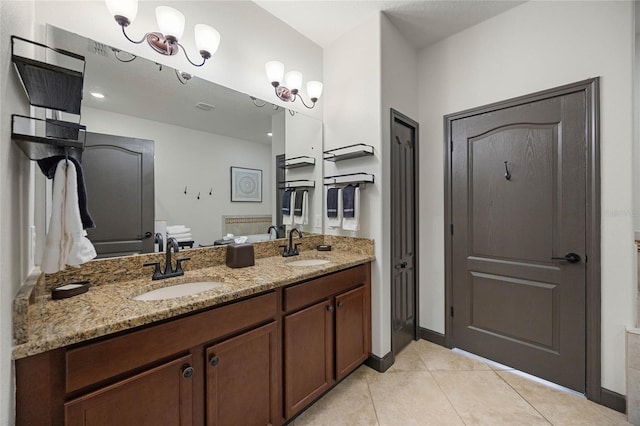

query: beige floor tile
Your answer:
[367,371,464,425]
[294,366,379,426]
[412,339,493,371]
[386,341,428,372]
[497,371,631,425]
[431,370,550,425]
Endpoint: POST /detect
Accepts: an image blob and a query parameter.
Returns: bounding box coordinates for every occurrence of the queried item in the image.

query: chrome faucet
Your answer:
[144,237,190,280]
[280,228,303,257]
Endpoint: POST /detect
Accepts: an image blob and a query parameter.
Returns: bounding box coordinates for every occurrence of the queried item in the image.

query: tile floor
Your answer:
[292,340,631,426]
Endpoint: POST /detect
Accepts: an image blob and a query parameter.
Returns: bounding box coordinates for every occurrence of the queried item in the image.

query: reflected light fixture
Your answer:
[105,0,220,67]
[265,61,322,109]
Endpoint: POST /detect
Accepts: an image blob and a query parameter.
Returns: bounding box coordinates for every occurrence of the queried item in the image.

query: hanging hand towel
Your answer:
[294,190,308,225]
[283,189,295,225]
[327,187,342,228]
[37,155,95,229]
[342,185,360,231]
[42,160,97,273]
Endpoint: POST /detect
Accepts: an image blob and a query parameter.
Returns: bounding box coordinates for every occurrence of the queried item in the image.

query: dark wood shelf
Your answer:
[12,115,85,161]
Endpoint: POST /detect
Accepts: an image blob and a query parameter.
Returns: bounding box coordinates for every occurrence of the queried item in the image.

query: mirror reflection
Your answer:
[44,25,323,258]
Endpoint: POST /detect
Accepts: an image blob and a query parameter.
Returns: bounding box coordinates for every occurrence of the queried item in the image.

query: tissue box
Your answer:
[226,243,255,268]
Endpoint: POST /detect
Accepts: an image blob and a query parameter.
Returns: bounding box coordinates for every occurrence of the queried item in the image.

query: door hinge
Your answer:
[450,306,454,317]
[450,224,454,235]
[585,254,588,263]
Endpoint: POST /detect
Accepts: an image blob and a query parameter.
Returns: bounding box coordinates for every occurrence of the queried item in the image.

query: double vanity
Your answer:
[13,235,374,425]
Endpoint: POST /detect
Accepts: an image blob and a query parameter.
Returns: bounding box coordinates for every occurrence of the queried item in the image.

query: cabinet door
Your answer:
[284,299,334,418]
[206,322,279,426]
[65,355,193,426]
[335,285,369,381]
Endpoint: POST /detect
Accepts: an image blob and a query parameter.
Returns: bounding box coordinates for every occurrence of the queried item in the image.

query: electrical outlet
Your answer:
[314,214,322,228]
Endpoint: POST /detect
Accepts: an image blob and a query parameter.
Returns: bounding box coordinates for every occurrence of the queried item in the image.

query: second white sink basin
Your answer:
[133,281,223,301]
[286,259,331,267]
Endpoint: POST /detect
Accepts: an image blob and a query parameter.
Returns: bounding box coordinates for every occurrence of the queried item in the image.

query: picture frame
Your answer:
[230,166,262,202]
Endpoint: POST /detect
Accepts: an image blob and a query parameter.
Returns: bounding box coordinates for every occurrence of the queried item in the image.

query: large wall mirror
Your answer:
[42,25,323,258]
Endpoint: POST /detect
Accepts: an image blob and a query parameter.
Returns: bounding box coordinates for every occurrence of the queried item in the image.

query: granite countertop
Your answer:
[13,248,374,359]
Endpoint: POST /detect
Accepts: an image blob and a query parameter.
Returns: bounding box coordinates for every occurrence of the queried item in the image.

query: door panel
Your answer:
[391,110,418,355]
[83,132,154,257]
[451,92,586,392]
[335,285,368,380]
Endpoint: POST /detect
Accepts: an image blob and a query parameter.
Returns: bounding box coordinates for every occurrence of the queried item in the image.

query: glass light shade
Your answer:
[284,71,303,92]
[265,61,284,84]
[105,0,138,22]
[155,6,185,40]
[194,24,221,55]
[306,81,323,100]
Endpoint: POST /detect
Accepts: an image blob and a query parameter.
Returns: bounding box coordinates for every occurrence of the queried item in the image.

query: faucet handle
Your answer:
[143,261,162,279]
[279,244,288,256]
[293,243,302,255]
[176,257,191,273]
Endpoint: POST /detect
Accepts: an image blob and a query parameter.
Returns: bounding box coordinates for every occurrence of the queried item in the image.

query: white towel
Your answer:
[42,160,97,273]
[167,232,192,239]
[327,188,342,228]
[283,191,295,225]
[294,191,309,225]
[175,236,194,243]
[342,187,360,231]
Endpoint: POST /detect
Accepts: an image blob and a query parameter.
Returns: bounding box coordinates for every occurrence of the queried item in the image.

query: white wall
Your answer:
[34,1,323,120]
[82,107,273,245]
[1,2,36,424]
[323,13,389,356]
[418,0,635,394]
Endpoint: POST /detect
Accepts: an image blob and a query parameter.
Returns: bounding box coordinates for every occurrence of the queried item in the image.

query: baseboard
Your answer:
[419,327,446,347]
[365,351,395,373]
[600,388,626,414]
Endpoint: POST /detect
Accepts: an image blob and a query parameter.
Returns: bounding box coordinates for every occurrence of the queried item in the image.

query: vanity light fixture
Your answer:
[105,0,220,67]
[265,61,323,109]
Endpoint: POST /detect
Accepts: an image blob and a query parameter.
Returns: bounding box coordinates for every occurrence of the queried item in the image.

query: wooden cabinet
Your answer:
[15,262,371,426]
[206,322,279,426]
[65,355,194,426]
[283,264,371,418]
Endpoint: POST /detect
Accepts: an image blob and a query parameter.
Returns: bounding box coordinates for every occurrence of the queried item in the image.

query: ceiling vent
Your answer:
[89,40,110,57]
[195,102,215,111]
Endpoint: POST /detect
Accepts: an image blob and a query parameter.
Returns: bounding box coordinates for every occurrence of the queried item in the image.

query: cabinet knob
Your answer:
[182,366,194,378]
[210,356,220,367]
[337,301,344,308]
[327,305,334,313]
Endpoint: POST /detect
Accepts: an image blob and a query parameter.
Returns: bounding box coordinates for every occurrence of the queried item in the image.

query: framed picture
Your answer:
[230,167,262,202]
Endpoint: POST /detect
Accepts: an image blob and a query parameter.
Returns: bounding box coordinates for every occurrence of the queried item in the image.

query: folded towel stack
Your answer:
[167,225,193,242]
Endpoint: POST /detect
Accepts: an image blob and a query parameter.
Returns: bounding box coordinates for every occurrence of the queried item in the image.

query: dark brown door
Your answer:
[206,322,278,426]
[83,132,154,257]
[450,92,587,392]
[391,110,418,355]
[65,355,193,425]
[284,299,333,418]
[335,285,368,380]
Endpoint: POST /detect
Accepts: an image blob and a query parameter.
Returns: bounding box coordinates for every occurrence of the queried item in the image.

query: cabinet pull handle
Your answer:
[210,356,220,367]
[327,305,334,313]
[337,301,344,308]
[182,366,194,378]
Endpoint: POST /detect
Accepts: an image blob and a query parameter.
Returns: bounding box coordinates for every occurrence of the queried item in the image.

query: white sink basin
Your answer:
[286,259,331,267]
[133,281,223,301]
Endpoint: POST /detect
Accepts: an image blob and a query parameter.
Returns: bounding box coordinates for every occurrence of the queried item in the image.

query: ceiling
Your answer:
[253,0,526,49]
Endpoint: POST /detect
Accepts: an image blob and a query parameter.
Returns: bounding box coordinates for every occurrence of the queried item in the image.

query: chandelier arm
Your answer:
[121,26,148,45]
[296,94,316,109]
[178,42,206,67]
[112,49,137,63]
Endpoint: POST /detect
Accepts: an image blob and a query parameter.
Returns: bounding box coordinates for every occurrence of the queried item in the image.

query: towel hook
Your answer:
[197,192,200,200]
[504,161,512,181]
[209,188,213,195]
[184,186,187,194]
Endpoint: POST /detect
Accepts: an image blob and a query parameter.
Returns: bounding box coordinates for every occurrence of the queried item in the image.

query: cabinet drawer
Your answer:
[66,291,277,394]
[284,264,367,312]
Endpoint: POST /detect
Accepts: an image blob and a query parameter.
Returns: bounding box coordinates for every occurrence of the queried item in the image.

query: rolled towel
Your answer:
[327,188,342,228]
[167,225,190,234]
[167,232,192,239]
